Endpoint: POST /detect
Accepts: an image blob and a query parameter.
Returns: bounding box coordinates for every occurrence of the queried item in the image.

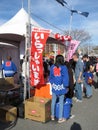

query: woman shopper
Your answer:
[49,55,69,123]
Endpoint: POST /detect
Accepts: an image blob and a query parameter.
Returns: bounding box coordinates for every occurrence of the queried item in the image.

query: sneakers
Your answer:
[69,115,75,119]
[76,99,82,103]
[87,95,92,99]
[73,97,77,101]
[51,116,55,121]
[73,97,82,103]
[58,118,66,123]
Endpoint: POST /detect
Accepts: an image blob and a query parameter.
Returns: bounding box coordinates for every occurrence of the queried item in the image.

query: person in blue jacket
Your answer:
[49,55,69,123]
[2,56,17,77]
[83,65,93,98]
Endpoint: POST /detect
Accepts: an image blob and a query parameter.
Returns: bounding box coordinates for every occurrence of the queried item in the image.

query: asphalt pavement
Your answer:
[0,87,98,130]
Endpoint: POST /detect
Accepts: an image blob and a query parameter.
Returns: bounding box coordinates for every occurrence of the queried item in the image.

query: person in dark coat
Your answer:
[65,61,74,99]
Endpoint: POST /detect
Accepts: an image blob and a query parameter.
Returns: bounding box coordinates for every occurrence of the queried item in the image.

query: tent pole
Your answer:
[24,0,31,102]
[27,0,31,99]
[24,24,28,102]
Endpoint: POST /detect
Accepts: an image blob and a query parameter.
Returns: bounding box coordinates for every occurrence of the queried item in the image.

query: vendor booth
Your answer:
[0,8,64,80]
[0,7,74,123]
[0,8,41,79]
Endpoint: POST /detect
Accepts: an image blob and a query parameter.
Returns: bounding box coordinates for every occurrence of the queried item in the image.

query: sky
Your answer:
[0,0,98,45]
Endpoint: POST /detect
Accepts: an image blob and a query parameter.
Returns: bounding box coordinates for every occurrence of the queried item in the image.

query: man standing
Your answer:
[73,53,84,102]
[2,56,17,77]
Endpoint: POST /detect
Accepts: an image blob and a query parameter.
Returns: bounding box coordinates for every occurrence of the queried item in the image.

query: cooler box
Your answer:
[55,98,72,119]
[34,83,52,99]
[25,96,51,122]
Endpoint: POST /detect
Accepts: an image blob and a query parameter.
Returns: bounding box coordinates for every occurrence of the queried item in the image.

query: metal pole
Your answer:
[88,42,89,55]
[66,12,73,60]
[24,0,31,101]
[24,33,27,101]
[27,0,31,99]
[22,0,23,8]
[69,12,73,35]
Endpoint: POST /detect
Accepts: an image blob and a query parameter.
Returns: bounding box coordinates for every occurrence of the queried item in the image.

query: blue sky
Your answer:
[0,0,98,45]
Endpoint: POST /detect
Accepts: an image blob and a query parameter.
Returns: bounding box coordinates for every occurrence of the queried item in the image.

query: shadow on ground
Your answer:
[70,122,82,130]
[0,118,18,130]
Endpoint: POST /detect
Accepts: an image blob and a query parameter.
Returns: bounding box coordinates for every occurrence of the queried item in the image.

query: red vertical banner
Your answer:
[30,28,51,86]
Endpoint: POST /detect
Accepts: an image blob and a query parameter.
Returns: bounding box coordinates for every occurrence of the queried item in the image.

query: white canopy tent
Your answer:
[0,8,41,40]
[0,7,42,54]
[0,8,42,80]
[0,7,62,77]
[0,7,64,100]
[0,8,58,60]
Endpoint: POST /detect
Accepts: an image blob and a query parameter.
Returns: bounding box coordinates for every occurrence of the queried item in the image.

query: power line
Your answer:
[31,12,65,32]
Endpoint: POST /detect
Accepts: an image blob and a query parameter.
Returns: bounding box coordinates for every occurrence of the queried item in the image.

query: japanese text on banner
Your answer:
[30,28,51,86]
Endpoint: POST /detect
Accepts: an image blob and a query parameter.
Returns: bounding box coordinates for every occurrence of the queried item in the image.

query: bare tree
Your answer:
[63,29,92,55]
[64,29,91,45]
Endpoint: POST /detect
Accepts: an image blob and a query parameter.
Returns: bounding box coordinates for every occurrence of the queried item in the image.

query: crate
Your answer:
[25,96,51,122]
[0,77,14,86]
[0,105,17,122]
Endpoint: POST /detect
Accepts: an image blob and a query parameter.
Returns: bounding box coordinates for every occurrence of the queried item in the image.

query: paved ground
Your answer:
[0,87,98,130]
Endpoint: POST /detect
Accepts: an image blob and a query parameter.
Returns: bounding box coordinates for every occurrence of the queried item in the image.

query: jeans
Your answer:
[51,93,64,119]
[85,82,92,97]
[75,82,82,100]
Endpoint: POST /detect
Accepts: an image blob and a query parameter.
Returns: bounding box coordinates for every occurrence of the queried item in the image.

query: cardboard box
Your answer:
[0,105,17,122]
[25,96,51,122]
[0,77,14,86]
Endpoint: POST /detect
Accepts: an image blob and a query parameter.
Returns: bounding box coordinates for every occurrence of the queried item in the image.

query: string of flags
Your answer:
[55,33,72,42]
[55,0,89,17]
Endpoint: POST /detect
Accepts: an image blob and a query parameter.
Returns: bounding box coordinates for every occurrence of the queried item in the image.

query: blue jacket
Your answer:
[83,71,93,84]
[49,65,69,95]
[2,60,17,77]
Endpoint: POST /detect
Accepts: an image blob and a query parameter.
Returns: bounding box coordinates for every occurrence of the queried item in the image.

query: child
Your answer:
[83,65,93,98]
[95,61,98,89]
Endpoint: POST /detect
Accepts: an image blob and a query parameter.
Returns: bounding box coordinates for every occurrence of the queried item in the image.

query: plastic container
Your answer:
[55,98,72,119]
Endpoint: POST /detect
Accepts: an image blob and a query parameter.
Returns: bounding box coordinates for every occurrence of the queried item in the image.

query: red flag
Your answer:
[30,28,51,86]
